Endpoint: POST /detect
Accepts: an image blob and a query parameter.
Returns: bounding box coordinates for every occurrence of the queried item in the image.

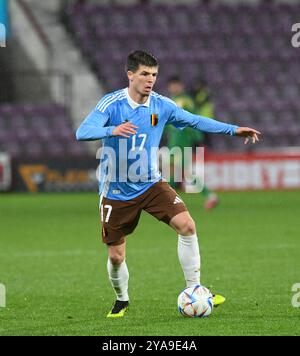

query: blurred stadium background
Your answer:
[0,0,300,193]
[1,0,300,336]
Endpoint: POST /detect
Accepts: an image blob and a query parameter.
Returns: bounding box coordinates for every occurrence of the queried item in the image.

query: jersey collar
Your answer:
[124,88,151,109]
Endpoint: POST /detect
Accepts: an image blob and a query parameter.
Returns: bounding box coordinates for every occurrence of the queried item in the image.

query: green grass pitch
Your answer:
[0,191,299,336]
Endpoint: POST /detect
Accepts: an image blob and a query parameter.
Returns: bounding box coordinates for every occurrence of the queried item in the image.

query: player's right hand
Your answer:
[112,122,138,138]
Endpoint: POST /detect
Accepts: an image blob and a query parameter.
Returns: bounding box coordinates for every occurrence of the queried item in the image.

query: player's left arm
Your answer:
[168,107,261,144]
[235,127,261,144]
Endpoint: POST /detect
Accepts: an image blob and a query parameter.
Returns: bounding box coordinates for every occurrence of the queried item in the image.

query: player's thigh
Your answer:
[142,181,188,225]
[100,197,141,246]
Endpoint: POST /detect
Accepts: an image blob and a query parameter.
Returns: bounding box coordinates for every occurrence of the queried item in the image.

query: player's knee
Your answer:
[108,251,125,266]
[178,219,196,236]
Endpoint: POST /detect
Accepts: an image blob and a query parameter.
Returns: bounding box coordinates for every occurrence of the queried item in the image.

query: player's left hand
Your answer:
[236,127,261,144]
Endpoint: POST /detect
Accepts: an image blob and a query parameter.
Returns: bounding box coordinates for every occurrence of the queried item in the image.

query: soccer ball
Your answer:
[177,285,213,318]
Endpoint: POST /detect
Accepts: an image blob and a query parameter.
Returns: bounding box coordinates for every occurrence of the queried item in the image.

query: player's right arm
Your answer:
[112,122,138,138]
[76,109,114,141]
[76,110,137,141]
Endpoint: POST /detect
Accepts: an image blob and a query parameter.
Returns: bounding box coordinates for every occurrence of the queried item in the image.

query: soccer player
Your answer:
[164,76,219,210]
[76,50,260,318]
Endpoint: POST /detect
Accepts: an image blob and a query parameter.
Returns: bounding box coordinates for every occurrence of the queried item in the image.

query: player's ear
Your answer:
[127,71,134,81]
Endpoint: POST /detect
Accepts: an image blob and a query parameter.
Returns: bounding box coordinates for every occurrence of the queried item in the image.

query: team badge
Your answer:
[151,114,158,126]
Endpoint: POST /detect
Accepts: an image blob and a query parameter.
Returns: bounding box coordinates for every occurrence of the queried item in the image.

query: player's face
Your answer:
[127,65,158,96]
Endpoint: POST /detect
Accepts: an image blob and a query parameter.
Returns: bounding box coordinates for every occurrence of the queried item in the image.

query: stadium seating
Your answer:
[64,2,300,151]
[0,103,89,159]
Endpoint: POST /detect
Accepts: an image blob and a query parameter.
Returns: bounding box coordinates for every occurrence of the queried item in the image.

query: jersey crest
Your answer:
[150,114,158,126]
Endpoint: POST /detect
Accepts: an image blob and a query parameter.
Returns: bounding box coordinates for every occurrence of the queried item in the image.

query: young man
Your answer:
[164,75,219,210]
[76,50,260,318]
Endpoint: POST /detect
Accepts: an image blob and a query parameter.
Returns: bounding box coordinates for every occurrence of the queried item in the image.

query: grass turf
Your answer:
[0,191,299,336]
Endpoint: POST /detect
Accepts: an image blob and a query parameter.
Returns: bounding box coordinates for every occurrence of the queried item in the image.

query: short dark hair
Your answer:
[125,50,158,73]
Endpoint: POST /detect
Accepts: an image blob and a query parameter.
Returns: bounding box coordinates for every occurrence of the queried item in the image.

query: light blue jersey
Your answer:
[76,88,238,200]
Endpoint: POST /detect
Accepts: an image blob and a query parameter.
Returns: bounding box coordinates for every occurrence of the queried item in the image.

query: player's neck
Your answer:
[128,87,149,105]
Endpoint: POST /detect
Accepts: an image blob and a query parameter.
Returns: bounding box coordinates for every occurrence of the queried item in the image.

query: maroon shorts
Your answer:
[99,181,187,246]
